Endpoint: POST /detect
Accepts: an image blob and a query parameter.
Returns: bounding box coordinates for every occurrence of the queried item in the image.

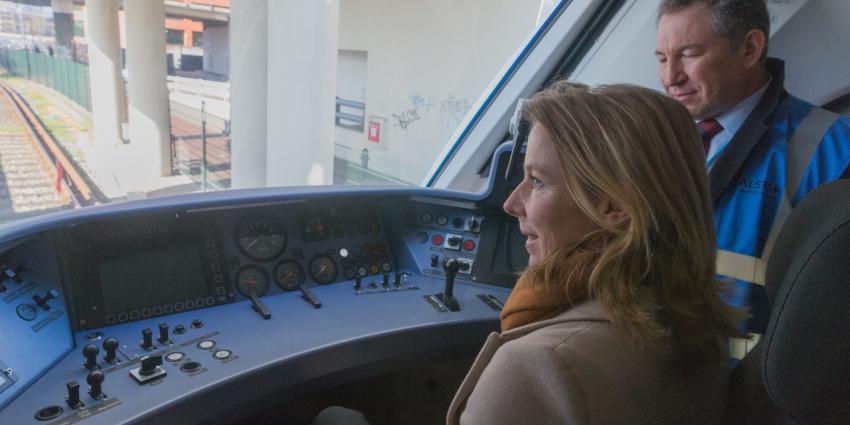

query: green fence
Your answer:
[0,48,91,111]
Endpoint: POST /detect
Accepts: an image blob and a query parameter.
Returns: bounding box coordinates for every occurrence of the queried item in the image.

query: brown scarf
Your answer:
[500,245,600,332]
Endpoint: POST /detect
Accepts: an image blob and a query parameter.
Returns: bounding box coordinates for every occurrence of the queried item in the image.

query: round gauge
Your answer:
[308,254,338,285]
[274,260,305,291]
[235,266,270,297]
[235,217,287,261]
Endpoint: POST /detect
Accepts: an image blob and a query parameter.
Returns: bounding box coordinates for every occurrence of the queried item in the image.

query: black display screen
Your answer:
[64,214,228,329]
[100,243,206,315]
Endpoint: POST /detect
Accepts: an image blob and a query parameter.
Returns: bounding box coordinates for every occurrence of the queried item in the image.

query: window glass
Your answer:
[0,0,558,225]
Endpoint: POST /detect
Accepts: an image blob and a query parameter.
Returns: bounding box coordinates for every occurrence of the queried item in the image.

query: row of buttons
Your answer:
[203,237,227,297]
[422,233,476,251]
[105,297,216,324]
[165,340,233,363]
[418,214,480,233]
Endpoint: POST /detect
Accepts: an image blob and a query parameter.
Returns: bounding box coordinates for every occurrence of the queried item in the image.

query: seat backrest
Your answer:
[727,179,850,424]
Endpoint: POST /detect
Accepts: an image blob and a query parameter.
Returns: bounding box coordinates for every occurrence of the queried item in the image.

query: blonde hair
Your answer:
[521,81,739,362]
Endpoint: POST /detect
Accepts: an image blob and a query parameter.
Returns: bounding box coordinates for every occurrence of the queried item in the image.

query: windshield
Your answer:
[0,0,558,225]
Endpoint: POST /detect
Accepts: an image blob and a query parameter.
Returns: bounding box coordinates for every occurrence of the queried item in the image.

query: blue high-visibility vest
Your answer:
[714,94,850,333]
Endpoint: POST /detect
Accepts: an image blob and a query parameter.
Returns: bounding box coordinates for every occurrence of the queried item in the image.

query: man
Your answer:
[655,0,850,356]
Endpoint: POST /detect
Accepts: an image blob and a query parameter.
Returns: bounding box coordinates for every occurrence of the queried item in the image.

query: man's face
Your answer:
[655,3,748,120]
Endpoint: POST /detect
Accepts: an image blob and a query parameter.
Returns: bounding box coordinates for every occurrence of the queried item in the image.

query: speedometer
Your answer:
[235,216,287,261]
[235,266,270,297]
[274,260,305,291]
[308,254,338,285]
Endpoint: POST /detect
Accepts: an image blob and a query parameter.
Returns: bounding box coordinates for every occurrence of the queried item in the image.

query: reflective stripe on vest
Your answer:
[716,107,839,287]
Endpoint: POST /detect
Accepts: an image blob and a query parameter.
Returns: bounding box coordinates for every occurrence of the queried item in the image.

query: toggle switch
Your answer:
[141,328,154,350]
[158,323,170,344]
[32,289,59,311]
[65,381,82,409]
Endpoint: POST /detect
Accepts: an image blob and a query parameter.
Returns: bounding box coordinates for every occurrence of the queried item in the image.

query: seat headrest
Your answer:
[762,180,850,424]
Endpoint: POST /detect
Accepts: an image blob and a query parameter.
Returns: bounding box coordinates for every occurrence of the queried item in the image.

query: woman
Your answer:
[446,82,740,424]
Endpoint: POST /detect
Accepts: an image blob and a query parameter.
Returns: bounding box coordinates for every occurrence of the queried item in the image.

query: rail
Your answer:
[0,80,96,207]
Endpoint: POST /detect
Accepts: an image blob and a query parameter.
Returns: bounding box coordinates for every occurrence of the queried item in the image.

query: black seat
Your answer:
[726,180,850,424]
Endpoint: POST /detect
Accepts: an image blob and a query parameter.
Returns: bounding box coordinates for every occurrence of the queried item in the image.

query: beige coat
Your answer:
[447,301,728,425]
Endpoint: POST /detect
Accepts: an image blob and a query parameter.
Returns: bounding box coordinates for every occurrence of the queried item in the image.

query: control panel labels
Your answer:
[46,398,122,425]
[3,282,36,303]
[0,359,18,394]
[32,309,64,332]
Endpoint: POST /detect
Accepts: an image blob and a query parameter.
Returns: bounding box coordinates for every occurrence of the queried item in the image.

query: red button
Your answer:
[431,234,444,246]
[463,239,476,251]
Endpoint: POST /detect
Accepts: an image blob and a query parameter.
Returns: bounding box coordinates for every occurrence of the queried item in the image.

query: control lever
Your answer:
[382,273,390,288]
[66,381,83,408]
[439,259,461,311]
[129,354,167,384]
[248,292,272,319]
[32,289,58,310]
[86,370,105,400]
[299,284,322,309]
[82,344,99,371]
[354,275,362,291]
[102,337,119,364]
[158,323,170,344]
[393,272,401,287]
[141,328,154,350]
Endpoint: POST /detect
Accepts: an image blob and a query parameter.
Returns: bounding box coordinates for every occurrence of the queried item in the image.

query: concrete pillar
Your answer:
[123,0,171,178]
[230,0,268,188]
[85,0,125,151]
[266,0,339,186]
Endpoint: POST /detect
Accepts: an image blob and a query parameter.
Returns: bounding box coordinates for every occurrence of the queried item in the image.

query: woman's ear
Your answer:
[597,198,629,228]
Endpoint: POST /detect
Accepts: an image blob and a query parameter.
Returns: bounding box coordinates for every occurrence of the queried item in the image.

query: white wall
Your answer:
[335,0,542,184]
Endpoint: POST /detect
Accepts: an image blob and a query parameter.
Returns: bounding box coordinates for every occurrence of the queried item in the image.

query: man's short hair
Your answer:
[658,0,770,61]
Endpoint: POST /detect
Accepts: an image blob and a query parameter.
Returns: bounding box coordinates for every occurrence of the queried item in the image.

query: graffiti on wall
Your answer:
[391,93,472,134]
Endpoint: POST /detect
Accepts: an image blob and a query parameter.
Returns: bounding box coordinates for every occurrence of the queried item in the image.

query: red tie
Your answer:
[697,119,723,155]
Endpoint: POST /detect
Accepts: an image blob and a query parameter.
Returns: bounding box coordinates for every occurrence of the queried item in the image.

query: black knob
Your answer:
[382,273,389,288]
[102,338,118,363]
[66,381,81,408]
[354,276,362,291]
[86,370,104,399]
[158,323,169,343]
[139,354,163,376]
[443,258,460,297]
[141,328,153,350]
[191,319,203,329]
[83,344,99,370]
[441,258,461,312]
[173,324,186,334]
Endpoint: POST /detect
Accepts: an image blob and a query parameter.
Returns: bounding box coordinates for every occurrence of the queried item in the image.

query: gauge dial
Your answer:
[235,217,287,261]
[274,260,305,291]
[308,254,338,285]
[235,266,270,297]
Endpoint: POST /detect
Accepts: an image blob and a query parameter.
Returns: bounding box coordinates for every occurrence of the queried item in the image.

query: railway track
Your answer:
[0,80,96,219]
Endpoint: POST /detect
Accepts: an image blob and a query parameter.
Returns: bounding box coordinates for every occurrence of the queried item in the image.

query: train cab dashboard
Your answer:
[0,146,526,424]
